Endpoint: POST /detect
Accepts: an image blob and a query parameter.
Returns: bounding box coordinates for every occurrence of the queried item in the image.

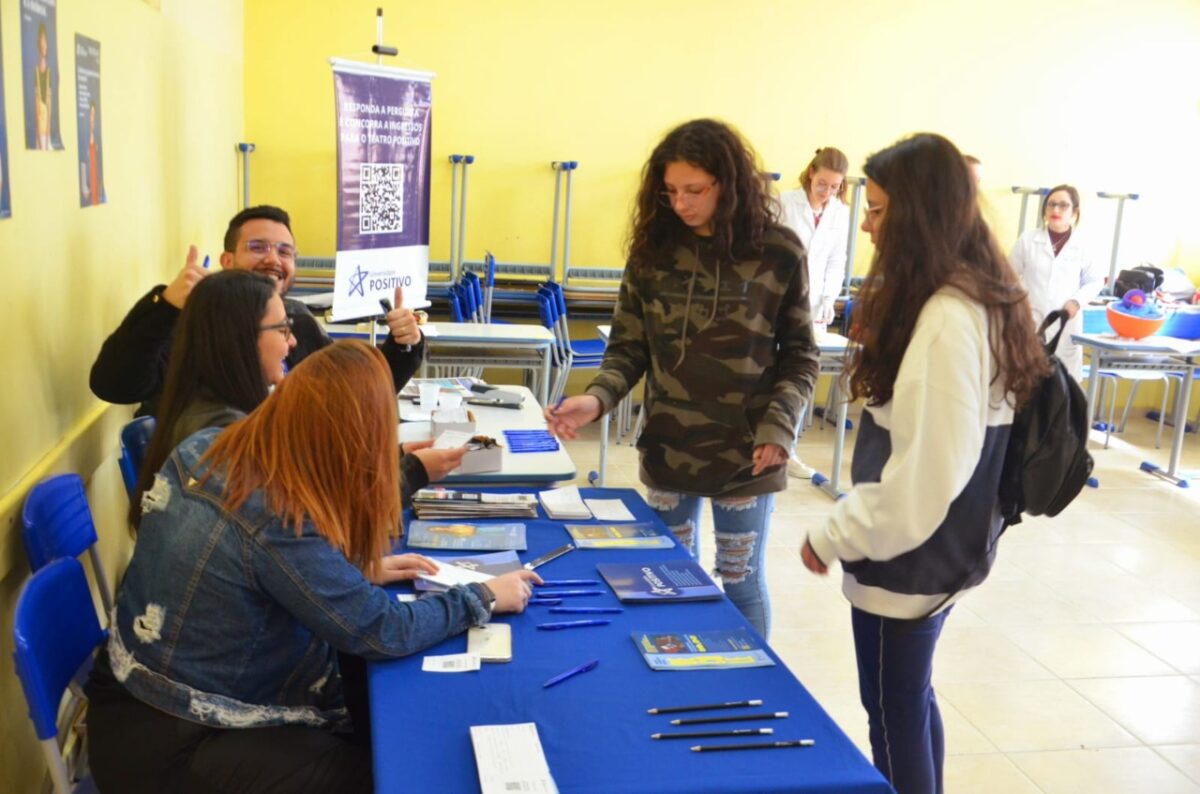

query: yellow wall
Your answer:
[245,0,1200,283]
[0,1,243,790]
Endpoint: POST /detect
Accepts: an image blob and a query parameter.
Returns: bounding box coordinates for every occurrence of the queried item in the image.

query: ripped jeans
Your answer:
[647,489,774,638]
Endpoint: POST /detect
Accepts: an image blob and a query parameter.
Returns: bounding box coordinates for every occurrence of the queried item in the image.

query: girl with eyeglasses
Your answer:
[777,146,852,480]
[801,133,1049,792]
[88,341,540,793]
[1009,184,1104,378]
[546,118,820,638]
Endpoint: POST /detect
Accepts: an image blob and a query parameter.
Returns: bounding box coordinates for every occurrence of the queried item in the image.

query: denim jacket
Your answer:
[107,427,491,730]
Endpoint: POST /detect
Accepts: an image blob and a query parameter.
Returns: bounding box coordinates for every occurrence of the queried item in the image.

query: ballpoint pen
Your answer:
[651,728,773,740]
[548,607,623,614]
[531,589,603,598]
[690,740,814,752]
[201,255,210,269]
[527,598,563,606]
[542,658,599,688]
[524,544,575,570]
[536,619,611,631]
[378,297,412,352]
[648,699,764,715]
[535,579,600,587]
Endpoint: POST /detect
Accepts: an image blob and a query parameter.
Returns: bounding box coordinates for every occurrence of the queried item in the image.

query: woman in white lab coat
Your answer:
[1009,184,1104,379]
[778,147,850,479]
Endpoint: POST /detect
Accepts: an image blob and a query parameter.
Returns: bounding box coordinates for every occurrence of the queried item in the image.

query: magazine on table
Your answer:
[632,629,775,671]
[407,521,527,551]
[596,560,722,603]
[565,523,674,549]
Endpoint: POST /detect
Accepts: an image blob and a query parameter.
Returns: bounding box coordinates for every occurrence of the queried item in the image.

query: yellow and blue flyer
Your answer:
[632,629,776,671]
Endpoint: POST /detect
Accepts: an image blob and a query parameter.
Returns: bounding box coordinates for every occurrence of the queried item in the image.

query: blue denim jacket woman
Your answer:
[108,425,491,731]
[88,341,540,793]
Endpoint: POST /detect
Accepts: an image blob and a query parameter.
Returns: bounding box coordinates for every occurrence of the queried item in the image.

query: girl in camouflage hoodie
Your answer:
[546,119,820,637]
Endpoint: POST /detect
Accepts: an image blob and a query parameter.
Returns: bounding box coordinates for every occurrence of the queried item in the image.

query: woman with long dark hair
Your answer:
[88,341,540,792]
[130,269,462,528]
[547,118,821,637]
[801,133,1049,793]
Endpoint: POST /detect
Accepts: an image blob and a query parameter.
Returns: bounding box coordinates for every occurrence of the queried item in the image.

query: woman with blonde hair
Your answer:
[87,340,540,793]
[778,146,851,479]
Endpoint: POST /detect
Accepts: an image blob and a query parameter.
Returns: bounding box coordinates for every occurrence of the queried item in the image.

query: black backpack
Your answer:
[997,311,1094,527]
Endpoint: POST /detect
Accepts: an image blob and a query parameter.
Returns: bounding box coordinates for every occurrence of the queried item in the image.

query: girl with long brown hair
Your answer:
[800,133,1048,793]
[546,118,821,637]
[87,341,540,793]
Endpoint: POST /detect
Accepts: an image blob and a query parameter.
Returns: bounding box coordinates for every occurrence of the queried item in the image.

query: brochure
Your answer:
[412,488,538,519]
[632,629,776,671]
[596,560,722,603]
[565,523,674,550]
[415,551,523,593]
[407,521,527,551]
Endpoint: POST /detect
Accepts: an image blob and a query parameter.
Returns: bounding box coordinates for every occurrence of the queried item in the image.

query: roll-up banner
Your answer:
[330,58,433,321]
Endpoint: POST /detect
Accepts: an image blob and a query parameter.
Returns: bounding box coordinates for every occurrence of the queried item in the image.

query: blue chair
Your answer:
[117,415,156,497]
[13,557,108,793]
[22,474,114,620]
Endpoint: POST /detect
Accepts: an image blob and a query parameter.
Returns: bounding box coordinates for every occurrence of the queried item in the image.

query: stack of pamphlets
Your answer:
[399,376,481,400]
[537,486,592,520]
[565,523,674,549]
[412,488,538,519]
[632,629,776,671]
[407,521,527,551]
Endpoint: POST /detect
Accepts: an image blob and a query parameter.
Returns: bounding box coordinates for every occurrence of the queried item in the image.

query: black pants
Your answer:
[85,654,372,794]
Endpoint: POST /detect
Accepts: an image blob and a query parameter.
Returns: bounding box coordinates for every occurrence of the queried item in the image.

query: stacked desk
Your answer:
[399,384,576,486]
[369,487,889,794]
[1073,332,1200,487]
[324,320,556,406]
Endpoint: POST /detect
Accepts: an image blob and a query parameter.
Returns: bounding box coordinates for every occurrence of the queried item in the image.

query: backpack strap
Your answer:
[1039,310,1069,355]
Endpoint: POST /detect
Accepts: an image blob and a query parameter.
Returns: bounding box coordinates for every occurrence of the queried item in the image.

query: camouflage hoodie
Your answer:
[586,226,820,497]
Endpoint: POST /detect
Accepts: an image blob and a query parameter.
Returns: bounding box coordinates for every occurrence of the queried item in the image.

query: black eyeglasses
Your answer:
[259,317,294,340]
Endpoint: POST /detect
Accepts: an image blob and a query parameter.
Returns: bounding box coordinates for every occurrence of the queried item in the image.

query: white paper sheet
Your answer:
[417,560,495,588]
[583,498,635,522]
[434,430,475,449]
[422,653,481,673]
[470,723,559,794]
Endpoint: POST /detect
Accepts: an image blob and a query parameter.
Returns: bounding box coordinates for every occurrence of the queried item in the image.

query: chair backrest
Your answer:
[447,287,465,322]
[22,473,115,619]
[118,415,156,497]
[22,475,98,571]
[14,557,109,741]
[462,271,484,321]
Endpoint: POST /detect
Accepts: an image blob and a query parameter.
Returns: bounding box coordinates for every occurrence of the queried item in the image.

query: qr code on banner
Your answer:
[359,163,405,235]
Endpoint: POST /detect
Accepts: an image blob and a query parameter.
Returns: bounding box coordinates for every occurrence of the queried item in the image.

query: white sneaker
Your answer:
[787,455,815,479]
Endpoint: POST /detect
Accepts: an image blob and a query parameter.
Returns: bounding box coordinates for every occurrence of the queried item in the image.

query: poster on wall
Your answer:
[21,0,63,151]
[75,35,104,207]
[0,12,12,219]
[329,58,433,321]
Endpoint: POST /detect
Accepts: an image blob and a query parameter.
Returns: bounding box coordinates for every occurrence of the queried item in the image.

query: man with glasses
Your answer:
[90,205,425,417]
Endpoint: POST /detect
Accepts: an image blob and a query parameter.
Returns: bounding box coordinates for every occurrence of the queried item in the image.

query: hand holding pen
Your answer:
[543,394,603,440]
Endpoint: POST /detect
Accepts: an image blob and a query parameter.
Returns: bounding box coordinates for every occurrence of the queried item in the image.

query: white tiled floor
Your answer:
[560,407,1200,792]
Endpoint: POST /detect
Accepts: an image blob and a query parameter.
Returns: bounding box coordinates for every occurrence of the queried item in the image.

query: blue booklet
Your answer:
[407,520,527,551]
[596,560,722,603]
[565,523,675,550]
[633,629,776,671]
[414,550,523,593]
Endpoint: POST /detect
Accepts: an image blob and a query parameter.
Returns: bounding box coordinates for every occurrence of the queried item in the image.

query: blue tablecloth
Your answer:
[369,488,890,793]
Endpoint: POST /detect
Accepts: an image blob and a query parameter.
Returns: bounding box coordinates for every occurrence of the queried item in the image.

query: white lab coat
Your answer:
[778,190,849,321]
[1010,227,1104,378]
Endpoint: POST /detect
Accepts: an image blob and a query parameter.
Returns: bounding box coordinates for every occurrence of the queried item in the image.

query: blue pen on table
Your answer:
[535,579,600,587]
[527,598,563,606]
[534,589,604,598]
[536,619,611,631]
[549,607,623,614]
[542,658,599,689]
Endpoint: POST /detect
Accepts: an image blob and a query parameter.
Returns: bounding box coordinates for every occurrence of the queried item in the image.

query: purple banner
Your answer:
[333,64,431,252]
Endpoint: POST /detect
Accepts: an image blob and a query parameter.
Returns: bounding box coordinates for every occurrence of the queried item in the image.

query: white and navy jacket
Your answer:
[806,288,1014,619]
